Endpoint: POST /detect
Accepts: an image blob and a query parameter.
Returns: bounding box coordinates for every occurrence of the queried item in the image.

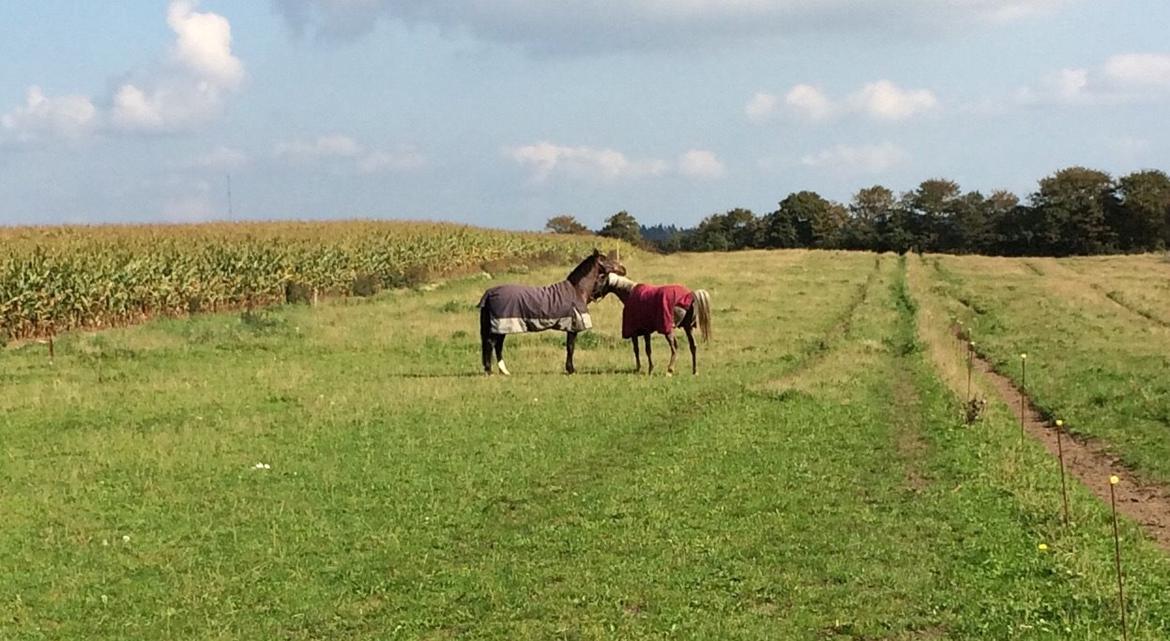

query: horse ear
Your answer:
[592,248,601,257]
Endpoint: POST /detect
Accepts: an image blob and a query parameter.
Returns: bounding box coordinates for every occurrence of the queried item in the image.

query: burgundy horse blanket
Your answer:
[479,280,592,334]
[622,284,694,338]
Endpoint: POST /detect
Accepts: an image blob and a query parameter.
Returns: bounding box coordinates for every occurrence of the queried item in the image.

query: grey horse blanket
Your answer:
[479,280,592,334]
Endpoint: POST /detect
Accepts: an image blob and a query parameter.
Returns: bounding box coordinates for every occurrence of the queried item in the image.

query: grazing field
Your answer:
[913,253,1170,484]
[4,248,1170,640]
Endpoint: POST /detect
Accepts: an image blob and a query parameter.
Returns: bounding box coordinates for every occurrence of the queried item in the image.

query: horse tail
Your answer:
[479,290,495,339]
[693,289,712,342]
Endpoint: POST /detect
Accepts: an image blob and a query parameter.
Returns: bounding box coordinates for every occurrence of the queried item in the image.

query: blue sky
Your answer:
[1,1,1168,230]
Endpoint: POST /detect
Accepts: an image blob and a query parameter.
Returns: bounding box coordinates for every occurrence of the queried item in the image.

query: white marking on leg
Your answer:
[498,360,511,376]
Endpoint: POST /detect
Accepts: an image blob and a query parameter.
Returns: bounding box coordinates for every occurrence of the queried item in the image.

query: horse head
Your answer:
[568,248,627,302]
[599,248,626,277]
[589,250,631,300]
[593,249,628,301]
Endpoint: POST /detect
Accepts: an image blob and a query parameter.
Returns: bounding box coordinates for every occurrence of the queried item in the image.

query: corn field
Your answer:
[0,221,612,343]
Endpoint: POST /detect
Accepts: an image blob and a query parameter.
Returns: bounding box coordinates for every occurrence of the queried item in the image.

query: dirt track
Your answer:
[969,341,1170,550]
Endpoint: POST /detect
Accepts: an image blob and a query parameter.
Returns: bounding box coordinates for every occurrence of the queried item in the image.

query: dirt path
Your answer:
[967,340,1170,550]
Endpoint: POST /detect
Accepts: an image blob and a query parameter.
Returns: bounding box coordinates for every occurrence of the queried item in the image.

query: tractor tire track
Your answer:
[890,260,931,493]
[964,331,1170,550]
[1098,288,1170,328]
[1030,260,1170,329]
[890,364,930,494]
[763,254,883,391]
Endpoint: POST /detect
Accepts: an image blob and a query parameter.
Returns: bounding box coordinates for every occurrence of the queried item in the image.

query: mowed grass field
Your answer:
[913,253,1170,483]
[4,249,1170,640]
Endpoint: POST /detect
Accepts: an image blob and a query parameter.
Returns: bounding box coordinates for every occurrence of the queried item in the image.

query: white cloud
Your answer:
[276,134,426,174]
[357,147,427,174]
[848,80,938,120]
[167,0,245,90]
[1,86,98,143]
[507,142,726,182]
[745,92,781,123]
[1052,68,1091,101]
[1102,53,1170,90]
[507,142,669,182]
[2,1,244,142]
[273,0,1071,53]
[785,85,836,121]
[800,142,908,173]
[1018,67,1096,105]
[748,80,936,123]
[110,86,164,131]
[111,1,245,133]
[110,80,236,133]
[678,149,726,179]
[1021,52,1170,106]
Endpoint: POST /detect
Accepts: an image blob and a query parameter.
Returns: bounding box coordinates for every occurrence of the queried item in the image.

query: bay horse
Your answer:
[596,274,712,375]
[478,249,625,375]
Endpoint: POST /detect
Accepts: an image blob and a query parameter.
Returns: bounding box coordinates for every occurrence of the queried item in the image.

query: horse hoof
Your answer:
[497,361,511,376]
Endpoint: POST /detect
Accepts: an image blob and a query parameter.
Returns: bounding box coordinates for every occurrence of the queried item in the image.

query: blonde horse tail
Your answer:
[693,289,712,342]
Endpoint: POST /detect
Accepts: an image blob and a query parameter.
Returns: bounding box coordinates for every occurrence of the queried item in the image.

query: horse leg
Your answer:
[631,337,641,372]
[643,334,653,375]
[493,334,510,376]
[480,308,493,374]
[685,324,698,375]
[565,331,577,374]
[665,332,679,376]
[481,335,493,374]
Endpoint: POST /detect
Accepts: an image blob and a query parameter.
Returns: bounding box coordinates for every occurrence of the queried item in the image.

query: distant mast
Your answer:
[226,173,234,220]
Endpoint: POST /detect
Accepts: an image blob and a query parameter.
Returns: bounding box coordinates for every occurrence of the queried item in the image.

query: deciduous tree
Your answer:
[598,210,642,245]
[545,215,591,235]
[1116,170,1170,250]
[1030,167,1117,255]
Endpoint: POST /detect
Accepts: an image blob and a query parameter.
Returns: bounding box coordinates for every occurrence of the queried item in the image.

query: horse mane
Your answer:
[605,273,639,293]
[565,251,600,286]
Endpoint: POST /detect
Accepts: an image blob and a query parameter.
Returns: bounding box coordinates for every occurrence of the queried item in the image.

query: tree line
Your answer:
[546,167,1170,256]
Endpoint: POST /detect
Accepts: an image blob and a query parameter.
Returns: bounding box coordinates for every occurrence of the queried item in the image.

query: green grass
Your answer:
[3,250,1170,639]
[914,253,1170,484]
